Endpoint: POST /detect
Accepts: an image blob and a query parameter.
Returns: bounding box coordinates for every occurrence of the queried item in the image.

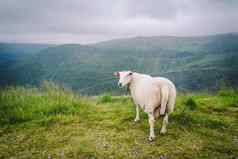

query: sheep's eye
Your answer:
[129,72,133,75]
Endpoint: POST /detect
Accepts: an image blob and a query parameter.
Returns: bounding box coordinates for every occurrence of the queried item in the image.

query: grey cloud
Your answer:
[0,0,237,43]
[126,0,179,19]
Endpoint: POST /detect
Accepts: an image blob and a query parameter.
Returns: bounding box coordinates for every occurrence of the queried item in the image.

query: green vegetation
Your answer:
[1,33,238,94]
[99,93,113,103]
[184,97,198,111]
[0,43,53,86]
[0,83,238,159]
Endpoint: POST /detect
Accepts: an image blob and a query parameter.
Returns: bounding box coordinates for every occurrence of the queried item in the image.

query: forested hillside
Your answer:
[0,43,53,86]
[1,33,238,94]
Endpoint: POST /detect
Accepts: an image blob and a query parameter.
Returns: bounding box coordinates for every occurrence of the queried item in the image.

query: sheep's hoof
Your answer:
[160,129,167,135]
[148,136,155,142]
[134,118,140,122]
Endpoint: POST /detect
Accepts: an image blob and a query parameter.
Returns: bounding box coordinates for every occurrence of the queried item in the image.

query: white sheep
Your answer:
[114,71,176,141]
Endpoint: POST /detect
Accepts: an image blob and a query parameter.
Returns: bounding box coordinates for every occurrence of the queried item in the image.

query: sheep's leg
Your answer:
[153,106,160,119]
[160,113,168,134]
[134,105,140,122]
[160,87,169,115]
[148,113,156,141]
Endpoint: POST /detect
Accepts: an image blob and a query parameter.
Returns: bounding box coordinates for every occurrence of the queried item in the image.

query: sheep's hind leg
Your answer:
[160,86,169,115]
[160,113,168,134]
[153,106,160,119]
[134,105,140,122]
[148,113,156,141]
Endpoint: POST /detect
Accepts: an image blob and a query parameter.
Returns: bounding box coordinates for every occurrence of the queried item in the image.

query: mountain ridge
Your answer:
[1,33,238,94]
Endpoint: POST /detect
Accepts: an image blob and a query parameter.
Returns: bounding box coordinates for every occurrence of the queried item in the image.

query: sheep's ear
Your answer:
[113,72,120,77]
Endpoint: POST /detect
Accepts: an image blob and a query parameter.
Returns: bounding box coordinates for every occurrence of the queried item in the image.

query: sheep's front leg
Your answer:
[134,105,140,122]
[148,113,155,141]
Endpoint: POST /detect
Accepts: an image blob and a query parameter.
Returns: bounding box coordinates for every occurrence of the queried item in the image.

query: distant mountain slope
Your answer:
[1,33,238,94]
[0,43,53,85]
[0,43,52,59]
[93,33,238,53]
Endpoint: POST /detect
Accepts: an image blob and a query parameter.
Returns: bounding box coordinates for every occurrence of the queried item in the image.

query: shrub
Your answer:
[99,94,112,103]
[218,88,236,97]
[185,97,198,111]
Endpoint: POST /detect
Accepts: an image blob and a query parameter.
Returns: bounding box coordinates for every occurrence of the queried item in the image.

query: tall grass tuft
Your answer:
[0,81,85,125]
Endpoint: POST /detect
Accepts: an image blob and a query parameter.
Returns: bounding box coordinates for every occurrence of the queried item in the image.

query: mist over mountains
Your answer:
[1,33,238,94]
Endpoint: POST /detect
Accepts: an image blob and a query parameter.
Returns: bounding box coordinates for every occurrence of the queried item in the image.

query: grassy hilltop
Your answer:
[0,82,238,159]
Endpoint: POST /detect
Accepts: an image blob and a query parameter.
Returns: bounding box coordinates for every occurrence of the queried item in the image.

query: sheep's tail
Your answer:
[167,85,176,114]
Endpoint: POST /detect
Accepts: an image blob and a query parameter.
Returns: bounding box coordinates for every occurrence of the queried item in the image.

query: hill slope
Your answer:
[0,43,53,85]
[0,85,238,158]
[1,33,238,94]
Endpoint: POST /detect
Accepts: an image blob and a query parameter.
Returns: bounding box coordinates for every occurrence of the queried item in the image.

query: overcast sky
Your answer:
[0,0,238,44]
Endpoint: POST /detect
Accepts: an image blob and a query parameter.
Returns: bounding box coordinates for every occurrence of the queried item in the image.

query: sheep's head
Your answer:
[113,71,133,87]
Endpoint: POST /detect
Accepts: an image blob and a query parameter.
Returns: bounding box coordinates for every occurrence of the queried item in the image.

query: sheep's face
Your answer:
[114,71,133,87]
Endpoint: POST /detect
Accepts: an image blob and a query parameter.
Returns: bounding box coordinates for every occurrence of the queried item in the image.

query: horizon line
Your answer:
[0,32,237,46]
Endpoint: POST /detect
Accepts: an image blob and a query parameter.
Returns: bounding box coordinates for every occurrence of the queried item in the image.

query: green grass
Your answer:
[0,84,238,159]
